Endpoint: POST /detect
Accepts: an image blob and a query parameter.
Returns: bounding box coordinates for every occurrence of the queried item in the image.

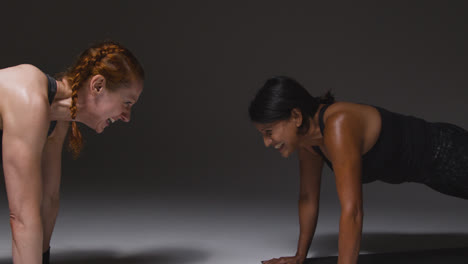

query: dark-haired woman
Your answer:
[249,76,468,264]
[0,41,144,264]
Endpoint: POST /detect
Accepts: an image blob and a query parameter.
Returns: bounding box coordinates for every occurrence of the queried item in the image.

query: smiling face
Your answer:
[76,75,144,133]
[254,109,303,158]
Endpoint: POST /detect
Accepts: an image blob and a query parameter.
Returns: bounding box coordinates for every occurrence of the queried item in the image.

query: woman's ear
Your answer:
[89,75,106,93]
[290,108,303,127]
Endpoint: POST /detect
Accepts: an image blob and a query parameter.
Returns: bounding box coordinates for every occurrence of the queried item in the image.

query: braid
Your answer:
[68,70,82,158]
[64,41,143,158]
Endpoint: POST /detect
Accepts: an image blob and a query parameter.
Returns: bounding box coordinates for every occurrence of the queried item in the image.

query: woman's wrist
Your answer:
[42,247,50,264]
[295,252,307,260]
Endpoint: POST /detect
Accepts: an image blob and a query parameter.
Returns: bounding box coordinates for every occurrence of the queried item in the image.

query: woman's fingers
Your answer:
[262,257,278,264]
[262,256,302,264]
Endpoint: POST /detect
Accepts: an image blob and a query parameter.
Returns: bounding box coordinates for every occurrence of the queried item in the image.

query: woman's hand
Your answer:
[261,255,305,264]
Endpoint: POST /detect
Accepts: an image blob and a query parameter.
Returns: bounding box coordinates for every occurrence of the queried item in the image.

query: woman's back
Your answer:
[315,102,382,156]
[315,102,434,184]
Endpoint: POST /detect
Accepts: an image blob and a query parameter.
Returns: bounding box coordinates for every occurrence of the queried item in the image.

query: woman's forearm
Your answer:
[10,211,43,264]
[41,195,60,252]
[337,210,363,264]
[41,131,66,253]
[296,198,320,259]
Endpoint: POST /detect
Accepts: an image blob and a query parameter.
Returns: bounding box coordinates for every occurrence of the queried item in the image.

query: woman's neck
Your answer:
[299,108,325,147]
[49,78,73,122]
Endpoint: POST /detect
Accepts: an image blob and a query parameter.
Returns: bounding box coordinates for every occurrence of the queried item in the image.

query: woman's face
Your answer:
[254,111,302,158]
[77,75,144,133]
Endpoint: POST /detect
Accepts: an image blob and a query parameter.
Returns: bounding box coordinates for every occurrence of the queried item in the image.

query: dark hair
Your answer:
[248,76,335,134]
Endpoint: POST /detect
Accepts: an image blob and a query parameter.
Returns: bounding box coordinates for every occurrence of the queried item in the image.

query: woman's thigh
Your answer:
[427,122,468,199]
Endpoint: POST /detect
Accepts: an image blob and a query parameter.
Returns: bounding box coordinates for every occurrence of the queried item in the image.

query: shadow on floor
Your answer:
[305,247,468,264]
[0,247,210,264]
[312,232,468,253]
[305,232,468,264]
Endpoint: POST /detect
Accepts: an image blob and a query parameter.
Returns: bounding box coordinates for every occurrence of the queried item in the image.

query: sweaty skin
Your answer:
[256,102,382,264]
[0,64,142,264]
[0,65,63,264]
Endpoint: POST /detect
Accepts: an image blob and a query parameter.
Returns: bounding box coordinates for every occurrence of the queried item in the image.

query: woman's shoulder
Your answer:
[0,64,50,120]
[1,64,43,75]
[11,64,47,82]
[321,102,380,137]
[322,102,382,154]
[1,64,48,93]
[323,102,378,122]
[0,64,47,90]
[325,101,377,112]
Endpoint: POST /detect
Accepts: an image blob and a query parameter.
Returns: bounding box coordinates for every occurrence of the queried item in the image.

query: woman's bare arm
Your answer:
[324,112,364,264]
[295,148,324,260]
[262,148,323,264]
[41,121,69,252]
[2,94,50,264]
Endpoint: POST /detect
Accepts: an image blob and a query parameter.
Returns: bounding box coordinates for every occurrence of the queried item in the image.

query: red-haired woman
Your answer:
[0,41,144,264]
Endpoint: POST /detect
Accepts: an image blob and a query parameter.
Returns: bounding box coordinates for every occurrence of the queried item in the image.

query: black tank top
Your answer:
[312,104,433,184]
[45,74,58,135]
[0,73,58,138]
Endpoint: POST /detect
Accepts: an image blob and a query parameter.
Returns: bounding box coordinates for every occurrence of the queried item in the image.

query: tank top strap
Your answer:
[312,145,334,170]
[312,103,335,170]
[318,104,332,136]
[46,74,57,105]
[45,74,58,136]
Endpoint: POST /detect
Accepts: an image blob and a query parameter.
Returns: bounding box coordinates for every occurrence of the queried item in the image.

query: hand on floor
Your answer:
[261,255,305,264]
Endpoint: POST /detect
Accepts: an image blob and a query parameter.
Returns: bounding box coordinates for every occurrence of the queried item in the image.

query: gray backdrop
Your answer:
[1,0,467,220]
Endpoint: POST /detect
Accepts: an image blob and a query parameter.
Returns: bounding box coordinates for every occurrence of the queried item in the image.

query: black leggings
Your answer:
[425,122,468,199]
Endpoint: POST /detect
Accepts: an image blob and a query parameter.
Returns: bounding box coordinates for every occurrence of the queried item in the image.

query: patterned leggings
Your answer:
[425,122,468,199]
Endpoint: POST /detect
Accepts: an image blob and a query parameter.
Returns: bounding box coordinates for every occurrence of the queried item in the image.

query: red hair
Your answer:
[63,41,144,158]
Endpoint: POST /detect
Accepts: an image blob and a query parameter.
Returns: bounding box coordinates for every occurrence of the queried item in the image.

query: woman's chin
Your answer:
[279,148,291,158]
[94,124,105,134]
[280,145,297,158]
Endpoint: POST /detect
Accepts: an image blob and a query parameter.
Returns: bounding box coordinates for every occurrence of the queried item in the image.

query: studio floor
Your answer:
[0,191,467,264]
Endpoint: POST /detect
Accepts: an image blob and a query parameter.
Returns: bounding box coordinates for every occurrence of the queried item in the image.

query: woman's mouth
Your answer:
[274,142,285,151]
[106,118,116,126]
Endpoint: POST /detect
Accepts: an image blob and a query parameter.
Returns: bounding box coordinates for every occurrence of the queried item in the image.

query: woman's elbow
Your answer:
[9,208,42,233]
[42,193,60,208]
[341,206,364,222]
